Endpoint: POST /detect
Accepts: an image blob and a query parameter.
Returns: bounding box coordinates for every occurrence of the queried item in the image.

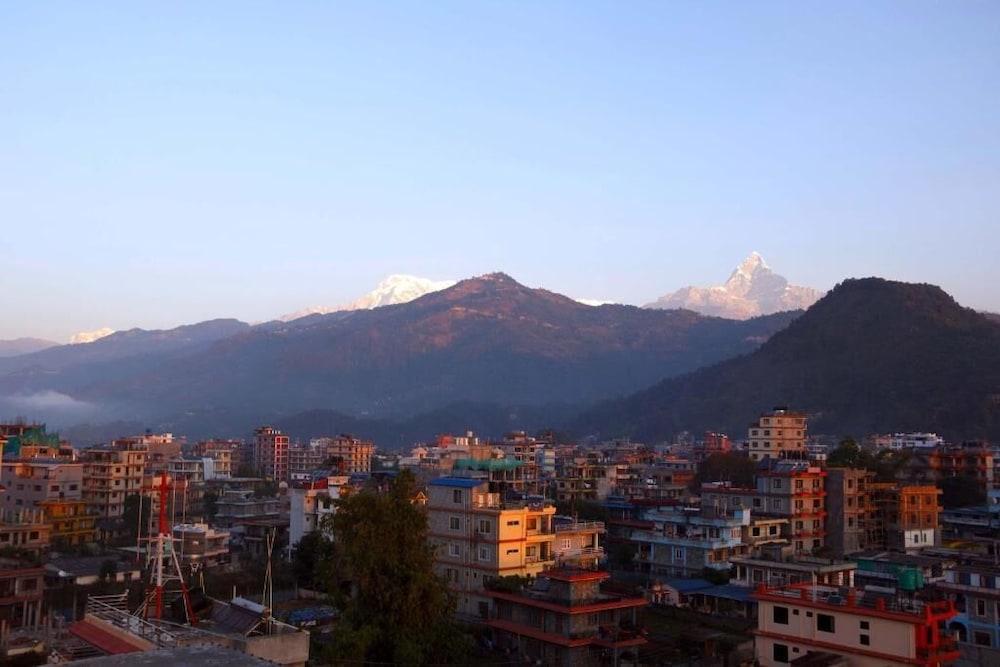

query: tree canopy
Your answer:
[320,469,471,664]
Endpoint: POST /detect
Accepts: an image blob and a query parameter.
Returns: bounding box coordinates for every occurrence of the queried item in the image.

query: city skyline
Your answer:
[3,2,998,340]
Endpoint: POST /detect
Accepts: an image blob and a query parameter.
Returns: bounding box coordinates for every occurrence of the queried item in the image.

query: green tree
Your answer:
[291,530,334,590]
[940,475,987,509]
[321,470,471,664]
[827,438,864,468]
[695,452,757,488]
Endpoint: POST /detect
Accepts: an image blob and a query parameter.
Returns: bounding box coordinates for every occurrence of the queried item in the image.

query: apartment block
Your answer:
[554,454,618,503]
[0,558,45,634]
[826,467,874,558]
[80,441,146,525]
[253,426,289,480]
[748,408,807,462]
[936,564,1000,664]
[631,505,751,577]
[487,569,647,666]
[194,439,238,478]
[0,509,50,556]
[427,477,557,620]
[868,484,941,553]
[552,517,605,570]
[289,475,350,547]
[754,582,958,666]
[0,460,95,547]
[310,435,375,474]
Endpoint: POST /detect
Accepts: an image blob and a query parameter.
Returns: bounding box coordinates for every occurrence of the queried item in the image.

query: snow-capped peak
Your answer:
[278,275,456,322]
[69,327,116,344]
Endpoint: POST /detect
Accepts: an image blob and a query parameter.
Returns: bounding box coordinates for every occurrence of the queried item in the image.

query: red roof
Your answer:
[69,620,145,655]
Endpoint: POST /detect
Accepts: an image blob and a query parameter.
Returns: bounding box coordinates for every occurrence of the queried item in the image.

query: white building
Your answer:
[288,475,350,547]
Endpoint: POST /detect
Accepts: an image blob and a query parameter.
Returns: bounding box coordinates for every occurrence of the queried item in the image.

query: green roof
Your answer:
[452,458,523,472]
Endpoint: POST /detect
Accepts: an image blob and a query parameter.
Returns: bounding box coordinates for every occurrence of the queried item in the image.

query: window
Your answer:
[753,498,763,508]
[506,520,520,527]
[977,599,987,616]
[817,614,835,633]
[769,526,778,535]
[773,606,789,624]
[860,634,870,646]
[506,548,518,555]
[752,527,761,537]
[449,517,461,531]
[478,546,490,562]
[561,538,571,550]
[974,632,992,647]
[449,544,460,557]
[452,489,462,503]
[773,643,789,663]
[478,519,491,534]
[673,548,684,561]
[30,531,39,540]
[860,620,869,630]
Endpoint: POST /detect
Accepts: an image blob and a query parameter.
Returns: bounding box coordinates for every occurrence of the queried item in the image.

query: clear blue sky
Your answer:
[2,2,998,341]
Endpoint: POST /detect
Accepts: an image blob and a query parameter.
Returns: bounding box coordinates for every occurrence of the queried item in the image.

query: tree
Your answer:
[940,475,986,509]
[321,469,471,664]
[827,438,864,468]
[695,452,757,489]
[291,530,334,590]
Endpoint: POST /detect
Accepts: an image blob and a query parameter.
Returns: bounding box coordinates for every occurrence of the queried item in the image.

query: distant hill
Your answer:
[645,252,822,319]
[578,278,1000,442]
[0,338,58,358]
[0,274,795,432]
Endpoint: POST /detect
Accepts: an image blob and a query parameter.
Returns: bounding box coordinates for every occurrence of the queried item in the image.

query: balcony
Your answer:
[555,520,605,533]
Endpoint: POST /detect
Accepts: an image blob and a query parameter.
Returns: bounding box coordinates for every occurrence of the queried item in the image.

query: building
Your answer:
[552,517,605,570]
[826,468,874,558]
[703,432,732,455]
[253,427,289,480]
[730,550,856,589]
[172,523,230,569]
[936,564,1000,665]
[868,484,941,553]
[901,444,995,493]
[748,408,807,462]
[487,569,647,666]
[0,459,96,547]
[80,441,146,529]
[0,508,50,556]
[754,582,959,666]
[870,433,945,451]
[288,475,350,546]
[194,439,241,478]
[0,558,45,638]
[554,453,618,503]
[309,435,375,474]
[287,445,327,480]
[426,477,558,619]
[630,505,751,578]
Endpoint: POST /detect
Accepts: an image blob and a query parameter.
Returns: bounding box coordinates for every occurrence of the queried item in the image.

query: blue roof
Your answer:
[428,477,484,489]
[662,578,713,593]
[698,584,753,603]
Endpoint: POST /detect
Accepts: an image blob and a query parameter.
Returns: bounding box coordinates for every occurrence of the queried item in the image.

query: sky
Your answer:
[1,2,998,341]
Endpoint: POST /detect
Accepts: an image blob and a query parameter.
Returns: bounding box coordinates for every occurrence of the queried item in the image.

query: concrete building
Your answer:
[172,523,230,569]
[253,427,289,481]
[554,453,618,503]
[426,477,557,620]
[552,517,605,570]
[937,564,1000,665]
[0,558,45,640]
[80,441,146,528]
[310,435,375,474]
[194,439,240,478]
[731,550,856,589]
[754,582,958,666]
[748,407,807,462]
[0,508,50,556]
[826,468,874,558]
[487,569,647,666]
[288,475,350,546]
[0,459,96,547]
[630,505,751,578]
[287,445,326,480]
[868,483,941,553]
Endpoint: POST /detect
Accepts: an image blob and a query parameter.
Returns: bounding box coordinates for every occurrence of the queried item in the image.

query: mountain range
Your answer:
[644,252,823,319]
[0,273,795,439]
[578,277,1000,442]
[0,337,59,358]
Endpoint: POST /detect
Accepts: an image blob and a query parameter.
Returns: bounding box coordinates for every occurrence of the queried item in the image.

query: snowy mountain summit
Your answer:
[279,274,456,322]
[644,252,822,319]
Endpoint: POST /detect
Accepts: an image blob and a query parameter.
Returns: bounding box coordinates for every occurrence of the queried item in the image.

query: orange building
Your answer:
[253,426,289,480]
[868,483,941,553]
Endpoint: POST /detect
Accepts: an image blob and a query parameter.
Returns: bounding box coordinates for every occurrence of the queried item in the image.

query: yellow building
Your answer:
[427,477,557,620]
[80,441,146,529]
[0,460,96,547]
[748,407,808,462]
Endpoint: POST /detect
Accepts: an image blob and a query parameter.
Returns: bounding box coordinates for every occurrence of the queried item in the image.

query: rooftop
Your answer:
[428,477,484,489]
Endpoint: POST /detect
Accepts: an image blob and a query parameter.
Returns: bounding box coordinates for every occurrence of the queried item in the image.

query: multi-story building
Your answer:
[702,460,826,555]
[868,484,941,553]
[0,509,50,556]
[869,433,945,451]
[936,564,1000,664]
[310,435,375,474]
[0,460,95,547]
[826,467,874,558]
[487,569,647,666]
[194,439,238,478]
[172,523,230,569]
[80,441,146,528]
[288,475,350,546]
[554,453,618,503]
[287,444,327,480]
[253,427,289,480]
[730,550,856,589]
[427,477,557,620]
[748,407,807,462]
[901,443,995,493]
[754,582,959,666]
[630,505,751,577]
[0,558,45,634]
[552,517,604,570]
[703,432,732,455]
